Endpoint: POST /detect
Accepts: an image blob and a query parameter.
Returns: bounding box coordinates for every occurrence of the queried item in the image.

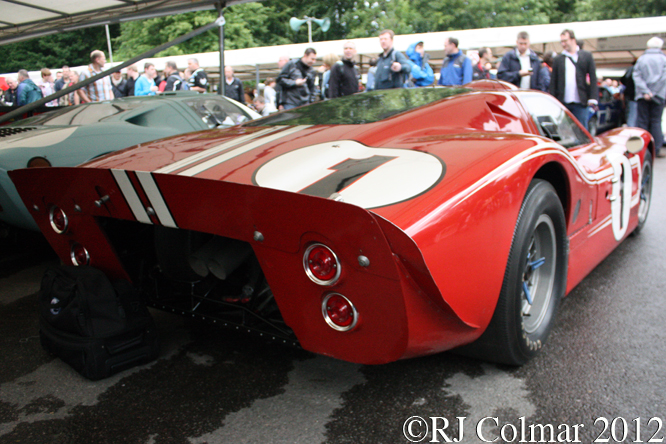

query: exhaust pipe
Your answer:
[189,237,252,280]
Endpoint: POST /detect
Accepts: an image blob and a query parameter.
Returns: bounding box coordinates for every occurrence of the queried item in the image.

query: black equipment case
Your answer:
[38,266,159,380]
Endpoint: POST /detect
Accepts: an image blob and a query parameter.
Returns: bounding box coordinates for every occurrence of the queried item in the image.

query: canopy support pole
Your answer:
[217,1,226,96]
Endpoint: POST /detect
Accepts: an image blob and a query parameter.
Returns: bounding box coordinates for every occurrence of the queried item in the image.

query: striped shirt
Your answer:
[79,64,114,102]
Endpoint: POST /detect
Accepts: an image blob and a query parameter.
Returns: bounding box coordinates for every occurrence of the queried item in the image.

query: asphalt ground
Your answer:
[1,156,665,444]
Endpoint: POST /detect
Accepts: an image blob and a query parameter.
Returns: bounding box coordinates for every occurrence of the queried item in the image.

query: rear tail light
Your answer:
[49,206,68,234]
[322,293,358,331]
[304,243,341,285]
[70,243,90,266]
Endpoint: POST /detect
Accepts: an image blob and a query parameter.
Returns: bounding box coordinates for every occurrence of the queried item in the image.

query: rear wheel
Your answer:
[633,150,653,235]
[459,179,568,365]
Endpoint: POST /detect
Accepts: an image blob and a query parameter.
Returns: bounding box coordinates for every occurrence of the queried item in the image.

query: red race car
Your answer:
[9,81,654,365]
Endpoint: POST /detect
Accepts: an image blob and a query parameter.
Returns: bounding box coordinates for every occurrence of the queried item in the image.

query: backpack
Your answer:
[386,49,406,87]
[443,52,467,70]
[39,266,159,380]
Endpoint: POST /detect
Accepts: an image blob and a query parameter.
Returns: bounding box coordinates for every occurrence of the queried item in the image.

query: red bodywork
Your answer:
[9,86,652,364]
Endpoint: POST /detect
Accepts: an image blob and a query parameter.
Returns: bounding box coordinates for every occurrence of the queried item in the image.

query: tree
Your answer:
[0,26,120,73]
[113,3,295,60]
[571,0,666,21]
[339,0,551,38]
[1,0,663,73]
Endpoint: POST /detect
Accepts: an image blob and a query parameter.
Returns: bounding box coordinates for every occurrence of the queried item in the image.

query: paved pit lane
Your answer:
[1,156,665,444]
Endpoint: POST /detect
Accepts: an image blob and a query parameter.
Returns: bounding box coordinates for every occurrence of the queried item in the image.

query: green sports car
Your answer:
[0,92,260,230]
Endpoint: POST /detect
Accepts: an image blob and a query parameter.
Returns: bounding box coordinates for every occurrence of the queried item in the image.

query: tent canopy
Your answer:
[0,0,256,46]
[131,16,666,81]
[1,10,664,82]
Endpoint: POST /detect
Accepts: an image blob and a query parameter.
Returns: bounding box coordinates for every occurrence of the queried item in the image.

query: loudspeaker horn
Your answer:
[290,17,307,32]
[314,17,331,32]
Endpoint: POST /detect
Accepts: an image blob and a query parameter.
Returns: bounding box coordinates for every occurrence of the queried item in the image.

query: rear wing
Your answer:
[10,167,474,363]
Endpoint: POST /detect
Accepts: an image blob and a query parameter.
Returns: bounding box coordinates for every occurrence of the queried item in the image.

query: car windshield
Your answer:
[245,87,471,126]
[184,97,254,128]
[9,102,144,126]
[518,92,592,148]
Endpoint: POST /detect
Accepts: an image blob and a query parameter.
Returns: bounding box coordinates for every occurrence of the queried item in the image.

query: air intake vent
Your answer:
[0,127,38,138]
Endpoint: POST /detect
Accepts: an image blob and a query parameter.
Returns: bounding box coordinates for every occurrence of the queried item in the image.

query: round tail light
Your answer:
[304,243,341,285]
[70,243,90,266]
[322,293,358,331]
[49,206,68,234]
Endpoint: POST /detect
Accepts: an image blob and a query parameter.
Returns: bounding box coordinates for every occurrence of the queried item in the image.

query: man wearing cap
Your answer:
[633,36,666,157]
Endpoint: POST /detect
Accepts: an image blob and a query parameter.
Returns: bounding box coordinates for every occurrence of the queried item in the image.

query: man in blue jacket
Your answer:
[134,63,158,96]
[405,42,434,87]
[438,37,472,86]
[497,31,547,91]
[16,70,43,106]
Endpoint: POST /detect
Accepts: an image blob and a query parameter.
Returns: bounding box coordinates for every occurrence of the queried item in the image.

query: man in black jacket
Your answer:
[277,48,317,109]
[497,31,546,91]
[549,29,598,130]
[164,61,187,91]
[223,66,245,103]
[4,77,18,105]
[329,41,359,98]
[125,65,139,97]
[111,71,129,97]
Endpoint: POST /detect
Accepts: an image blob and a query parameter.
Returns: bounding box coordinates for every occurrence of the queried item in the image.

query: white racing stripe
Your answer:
[155,127,283,174]
[179,125,312,177]
[136,171,177,228]
[111,169,151,224]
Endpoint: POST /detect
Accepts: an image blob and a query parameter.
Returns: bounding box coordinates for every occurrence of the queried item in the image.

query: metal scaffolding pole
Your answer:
[217,2,226,96]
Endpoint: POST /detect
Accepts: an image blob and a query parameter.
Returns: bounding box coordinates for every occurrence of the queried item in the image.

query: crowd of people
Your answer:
[265,28,665,156]
[2,28,665,155]
[0,51,209,107]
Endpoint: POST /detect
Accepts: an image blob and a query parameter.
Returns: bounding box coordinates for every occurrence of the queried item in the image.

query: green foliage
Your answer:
[571,0,666,21]
[113,3,294,60]
[0,25,120,73]
[1,0,664,72]
[340,0,551,37]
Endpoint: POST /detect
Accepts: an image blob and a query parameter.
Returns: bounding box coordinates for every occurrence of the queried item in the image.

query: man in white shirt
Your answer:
[549,29,598,131]
[263,78,277,108]
[253,95,277,116]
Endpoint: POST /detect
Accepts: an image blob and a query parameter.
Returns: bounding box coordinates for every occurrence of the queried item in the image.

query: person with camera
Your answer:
[498,31,547,91]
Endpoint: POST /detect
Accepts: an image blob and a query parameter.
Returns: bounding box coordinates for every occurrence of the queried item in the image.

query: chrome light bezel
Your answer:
[322,293,358,332]
[303,243,341,286]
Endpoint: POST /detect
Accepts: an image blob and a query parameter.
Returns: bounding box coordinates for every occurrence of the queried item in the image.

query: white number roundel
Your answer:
[606,152,632,241]
[254,140,445,209]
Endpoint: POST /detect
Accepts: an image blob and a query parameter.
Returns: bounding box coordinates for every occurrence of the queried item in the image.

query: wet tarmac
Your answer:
[1,157,665,444]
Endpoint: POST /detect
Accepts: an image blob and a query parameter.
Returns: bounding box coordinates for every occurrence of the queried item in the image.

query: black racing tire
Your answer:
[457,179,568,365]
[633,150,653,235]
[588,116,598,136]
